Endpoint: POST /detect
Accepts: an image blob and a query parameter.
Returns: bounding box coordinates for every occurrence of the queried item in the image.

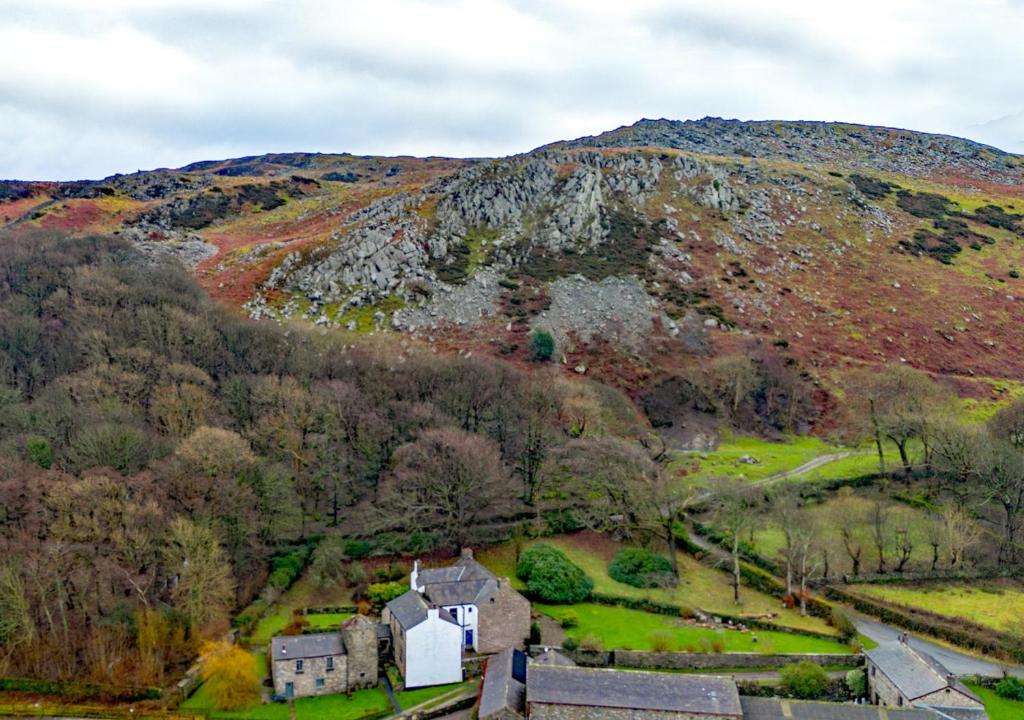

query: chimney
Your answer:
[461,548,474,560]
[427,606,438,620]
[411,560,420,591]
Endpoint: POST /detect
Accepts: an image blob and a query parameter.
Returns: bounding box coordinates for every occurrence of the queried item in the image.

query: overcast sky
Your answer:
[2,0,1023,180]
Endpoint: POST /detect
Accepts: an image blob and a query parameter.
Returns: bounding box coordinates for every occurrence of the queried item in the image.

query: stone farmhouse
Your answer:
[269,614,378,700]
[410,548,531,653]
[865,640,987,717]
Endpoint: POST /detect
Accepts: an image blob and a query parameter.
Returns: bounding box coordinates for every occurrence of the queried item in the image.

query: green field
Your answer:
[671,436,845,483]
[477,532,836,636]
[852,580,1024,635]
[536,603,851,654]
[965,682,1024,720]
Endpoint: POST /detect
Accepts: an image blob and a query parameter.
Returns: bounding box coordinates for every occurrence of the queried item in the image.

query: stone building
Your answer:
[269,615,379,699]
[410,548,530,653]
[382,590,463,688]
[526,665,742,720]
[865,640,986,716]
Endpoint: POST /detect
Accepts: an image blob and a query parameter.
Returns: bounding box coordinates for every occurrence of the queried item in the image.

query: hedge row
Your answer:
[826,585,1024,663]
[0,677,161,702]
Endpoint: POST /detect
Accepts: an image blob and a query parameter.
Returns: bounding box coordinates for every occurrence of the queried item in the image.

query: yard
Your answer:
[248,574,357,645]
[476,532,838,636]
[181,651,393,720]
[851,580,1024,636]
[535,603,852,654]
[964,681,1024,720]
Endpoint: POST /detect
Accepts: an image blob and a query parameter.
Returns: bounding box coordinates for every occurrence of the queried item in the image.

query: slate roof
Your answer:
[385,589,458,630]
[740,697,939,720]
[479,648,526,720]
[917,707,989,720]
[532,649,576,666]
[270,632,344,662]
[415,555,499,606]
[526,665,742,717]
[865,642,980,703]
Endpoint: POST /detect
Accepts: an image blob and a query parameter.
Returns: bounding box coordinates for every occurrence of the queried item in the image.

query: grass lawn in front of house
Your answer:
[535,603,851,654]
[851,580,1024,636]
[965,682,1024,720]
[305,612,354,630]
[477,532,836,636]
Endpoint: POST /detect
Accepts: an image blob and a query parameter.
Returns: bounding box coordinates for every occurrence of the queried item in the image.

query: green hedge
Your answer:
[0,677,160,702]
[517,543,593,604]
[268,543,314,590]
[609,548,676,588]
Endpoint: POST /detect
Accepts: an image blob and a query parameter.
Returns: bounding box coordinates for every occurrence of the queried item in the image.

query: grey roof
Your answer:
[270,633,344,662]
[865,642,980,703]
[918,707,989,720]
[527,665,742,716]
[479,648,526,720]
[385,589,458,630]
[532,649,576,666]
[416,556,499,606]
[740,697,939,720]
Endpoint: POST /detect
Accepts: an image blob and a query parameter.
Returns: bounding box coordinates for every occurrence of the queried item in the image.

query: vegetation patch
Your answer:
[850,580,1024,635]
[849,174,893,200]
[516,543,594,604]
[608,547,677,588]
[896,189,953,219]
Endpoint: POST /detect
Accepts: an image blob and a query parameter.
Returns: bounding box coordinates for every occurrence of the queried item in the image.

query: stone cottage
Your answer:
[865,640,986,716]
[410,548,530,653]
[382,589,463,688]
[270,615,379,699]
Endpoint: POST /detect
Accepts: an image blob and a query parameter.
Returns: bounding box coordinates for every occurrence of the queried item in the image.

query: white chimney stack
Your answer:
[411,559,420,591]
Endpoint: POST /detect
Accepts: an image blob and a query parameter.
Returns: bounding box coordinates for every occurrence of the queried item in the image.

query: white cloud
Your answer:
[0,0,1021,179]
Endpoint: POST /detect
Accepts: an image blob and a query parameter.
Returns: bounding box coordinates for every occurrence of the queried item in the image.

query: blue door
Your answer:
[465,629,474,647]
[285,682,294,699]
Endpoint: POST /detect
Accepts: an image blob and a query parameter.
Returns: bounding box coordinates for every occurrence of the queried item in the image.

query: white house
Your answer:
[382,589,463,688]
[410,548,530,654]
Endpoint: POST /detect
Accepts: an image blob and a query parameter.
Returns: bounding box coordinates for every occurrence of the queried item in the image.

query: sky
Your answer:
[2,0,1023,180]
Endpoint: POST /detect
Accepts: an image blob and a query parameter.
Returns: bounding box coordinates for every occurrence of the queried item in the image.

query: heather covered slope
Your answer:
[3,118,1024,409]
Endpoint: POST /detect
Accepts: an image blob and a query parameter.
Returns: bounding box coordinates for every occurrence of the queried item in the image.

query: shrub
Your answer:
[344,539,373,559]
[830,608,857,642]
[780,661,830,699]
[26,436,53,469]
[649,631,673,652]
[368,581,407,608]
[268,545,312,590]
[199,640,260,710]
[559,611,579,629]
[343,562,368,586]
[609,547,677,588]
[580,633,602,652]
[561,637,579,652]
[529,621,541,645]
[529,328,555,362]
[846,669,866,698]
[996,676,1024,701]
[516,544,593,604]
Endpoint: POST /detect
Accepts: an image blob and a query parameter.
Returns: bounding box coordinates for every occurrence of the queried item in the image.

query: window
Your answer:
[315,678,325,689]
[326,656,334,672]
[296,659,304,673]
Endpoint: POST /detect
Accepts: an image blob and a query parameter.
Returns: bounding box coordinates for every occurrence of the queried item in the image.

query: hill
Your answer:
[4,118,1024,437]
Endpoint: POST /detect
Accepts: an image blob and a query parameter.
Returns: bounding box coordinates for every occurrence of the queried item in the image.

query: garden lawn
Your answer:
[306,612,354,630]
[536,603,851,654]
[852,580,1024,636]
[395,679,475,710]
[965,682,1024,720]
[477,532,836,636]
[249,574,357,645]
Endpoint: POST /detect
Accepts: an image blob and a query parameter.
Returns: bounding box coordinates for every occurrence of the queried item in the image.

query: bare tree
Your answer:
[941,504,980,568]
[707,477,760,604]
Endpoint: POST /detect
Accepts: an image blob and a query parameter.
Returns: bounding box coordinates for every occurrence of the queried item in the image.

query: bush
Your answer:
[368,581,408,608]
[830,608,857,642]
[529,328,555,362]
[996,676,1024,701]
[846,669,866,698]
[344,539,373,559]
[579,633,602,652]
[529,621,541,645]
[561,637,579,651]
[559,611,579,629]
[649,631,673,652]
[268,545,312,590]
[26,436,53,469]
[608,547,676,588]
[516,544,593,604]
[780,661,830,699]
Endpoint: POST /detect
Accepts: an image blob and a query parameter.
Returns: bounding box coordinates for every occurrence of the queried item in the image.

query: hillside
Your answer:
[4,117,1024,431]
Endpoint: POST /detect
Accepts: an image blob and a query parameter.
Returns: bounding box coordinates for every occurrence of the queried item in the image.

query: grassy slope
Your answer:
[965,682,1024,720]
[476,532,835,635]
[852,580,1024,635]
[536,603,850,653]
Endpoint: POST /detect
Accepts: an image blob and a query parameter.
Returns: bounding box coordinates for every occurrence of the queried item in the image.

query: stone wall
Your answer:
[866,660,903,707]
[478,579,531,654]
[529,647,861,671]
[340,616,379,690]
[272,654,348,698]
[918,687,985,709]
[529,702,729,720]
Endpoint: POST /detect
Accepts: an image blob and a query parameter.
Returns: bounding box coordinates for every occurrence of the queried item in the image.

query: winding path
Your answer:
[752,451,866,487]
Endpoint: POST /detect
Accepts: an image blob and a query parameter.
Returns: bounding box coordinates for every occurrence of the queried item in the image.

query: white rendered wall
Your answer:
[403,612,463,688]
[442,603,479,651]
